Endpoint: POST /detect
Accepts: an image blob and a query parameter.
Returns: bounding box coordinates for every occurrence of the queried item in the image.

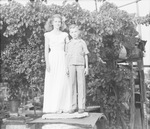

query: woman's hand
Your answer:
[46,64,50,72]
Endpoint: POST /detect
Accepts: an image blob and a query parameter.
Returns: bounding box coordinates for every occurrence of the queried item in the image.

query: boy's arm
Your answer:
[85,54,89,76]
[83,41,89,75]
[81,40,89,75]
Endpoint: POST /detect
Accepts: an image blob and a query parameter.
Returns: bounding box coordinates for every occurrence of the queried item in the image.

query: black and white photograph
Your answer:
[0,0,150,129]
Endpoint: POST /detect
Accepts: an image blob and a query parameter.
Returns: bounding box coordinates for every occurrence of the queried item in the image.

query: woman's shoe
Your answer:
[56,110,63,114]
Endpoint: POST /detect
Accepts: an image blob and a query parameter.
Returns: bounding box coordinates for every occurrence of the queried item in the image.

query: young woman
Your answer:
[43,14,71,114]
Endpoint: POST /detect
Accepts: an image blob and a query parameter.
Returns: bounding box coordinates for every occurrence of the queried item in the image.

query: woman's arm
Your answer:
[44,33,50,72]
[64,35,69,52]
[64,35,70,75]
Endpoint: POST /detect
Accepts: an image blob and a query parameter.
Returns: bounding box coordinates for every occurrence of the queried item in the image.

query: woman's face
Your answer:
[52,17,62,30]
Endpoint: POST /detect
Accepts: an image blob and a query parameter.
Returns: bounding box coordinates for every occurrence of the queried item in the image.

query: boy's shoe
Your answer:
[68,109,76,114]
[78,109,85,113]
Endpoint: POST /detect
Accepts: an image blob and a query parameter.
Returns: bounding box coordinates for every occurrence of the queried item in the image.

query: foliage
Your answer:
[133,13,150,26]
[0,1,142,128]
[1,1,46,101]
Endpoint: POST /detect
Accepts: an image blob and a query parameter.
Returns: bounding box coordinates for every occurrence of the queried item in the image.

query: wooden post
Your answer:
[129,62,135,129]
[137,59,147,129]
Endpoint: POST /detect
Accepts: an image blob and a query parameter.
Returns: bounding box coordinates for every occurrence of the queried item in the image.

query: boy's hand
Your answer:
[84,67,89,76]
[66,68,69,76]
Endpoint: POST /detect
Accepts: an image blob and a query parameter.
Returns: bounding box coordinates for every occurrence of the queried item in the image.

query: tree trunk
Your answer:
[94,0,98,12]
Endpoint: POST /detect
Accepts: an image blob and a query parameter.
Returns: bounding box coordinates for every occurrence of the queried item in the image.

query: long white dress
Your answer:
[43,31,71,113]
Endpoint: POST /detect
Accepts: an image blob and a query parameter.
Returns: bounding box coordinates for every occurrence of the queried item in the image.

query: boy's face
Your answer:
[69,27,80,39]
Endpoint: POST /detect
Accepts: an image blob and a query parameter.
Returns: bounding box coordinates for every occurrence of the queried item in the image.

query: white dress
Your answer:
[43,31,71,113]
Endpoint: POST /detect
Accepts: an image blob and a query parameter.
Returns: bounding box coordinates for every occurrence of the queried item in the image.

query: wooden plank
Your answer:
[27,113,105,129]
[5,125,29,129]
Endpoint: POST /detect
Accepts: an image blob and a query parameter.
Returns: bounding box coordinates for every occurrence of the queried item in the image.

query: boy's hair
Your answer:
[69,24,80,31]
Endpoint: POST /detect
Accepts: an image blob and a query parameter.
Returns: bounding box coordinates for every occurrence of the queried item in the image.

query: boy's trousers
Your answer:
[69,65,86,110]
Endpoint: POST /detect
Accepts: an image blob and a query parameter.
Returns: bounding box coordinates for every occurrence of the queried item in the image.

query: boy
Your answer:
[66,24,89,113]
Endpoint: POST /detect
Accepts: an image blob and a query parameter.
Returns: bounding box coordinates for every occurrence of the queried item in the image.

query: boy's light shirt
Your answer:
[66,39,89,66]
